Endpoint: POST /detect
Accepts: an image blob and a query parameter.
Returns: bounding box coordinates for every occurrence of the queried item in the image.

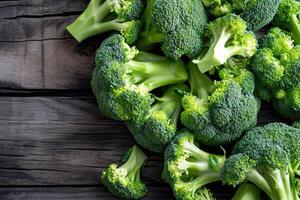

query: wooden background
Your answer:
[0,0,288,199]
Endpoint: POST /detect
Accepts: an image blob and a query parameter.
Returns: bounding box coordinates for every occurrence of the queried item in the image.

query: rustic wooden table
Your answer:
[0,0,287,199]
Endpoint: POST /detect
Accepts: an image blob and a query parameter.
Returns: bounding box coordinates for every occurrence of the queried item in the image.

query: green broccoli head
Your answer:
[251,28,300,120]
[273,0,300,45]
[221,123,300,200]
[192,14,257,74]
[162,130,225,200]
[91,34,188,121]
[136,0,208,60]
[240,0,281,31]
[101,145,147,199]
[180,64,259,146]
[202,0,280,31]
[66,0,144,43]
[126,84,189,153]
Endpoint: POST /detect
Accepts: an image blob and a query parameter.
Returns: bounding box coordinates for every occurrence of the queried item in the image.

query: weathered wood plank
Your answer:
[0,0,100,89]
[0,186,173,200]
[0,186,237,200]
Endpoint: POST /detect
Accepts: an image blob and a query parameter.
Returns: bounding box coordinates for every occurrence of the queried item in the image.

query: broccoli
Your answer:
[162,130,225,200]
[180,63,260,146]
[192,14,257,74]
[273,0,300,45]
[202,0,255,17]
[135,0,208,60]
[91,34,188,121]
[101,145,147,199]
[251,28,300,120]
[232,183,261,200]
[126,84,189,153]
[66,0,144,44]
[202,0,281,31]
[221,123,300,200]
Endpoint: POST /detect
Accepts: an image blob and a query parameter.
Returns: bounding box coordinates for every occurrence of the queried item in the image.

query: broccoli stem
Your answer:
[125,54,187,91]
[136,32,165,49]
[151,85,185,125]
[247,168,300,200]
[119,145,147,182]
[66,0,118,42]
[185,171,221,190]
[289,14,300,45]
[187,64,215,101]
[246,170,273,198]
[182,141,226,172]
[193,28,232,73]
[232,183,261,200]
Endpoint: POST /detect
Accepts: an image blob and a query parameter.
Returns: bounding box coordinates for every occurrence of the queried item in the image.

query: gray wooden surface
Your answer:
[0,0,287,199]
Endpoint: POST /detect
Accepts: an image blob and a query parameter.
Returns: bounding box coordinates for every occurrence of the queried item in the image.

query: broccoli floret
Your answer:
[240,0,281,31]
[232,183,261,200]
[251,28,300,120]
[273,0,300,45]
[162,130,225,200]
[101,145,147,199]
[66,0,144,44]
[221,123,300,200]
[135,0,208,60]
[126,84,189,153]
[202,0,280,31]
[180,63,260,145]
[192,14,257,74]
[91,34,188,121]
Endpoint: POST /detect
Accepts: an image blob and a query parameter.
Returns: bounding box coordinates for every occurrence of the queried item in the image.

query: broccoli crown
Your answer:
[101,145,147,199]
[273,0,300,45]
[232,183,261,200]
[202,0,280,31]
[240,0,281,31]
[251,28,300,120]
[221,123,300,200]
[192,14,257,73]
[91,34,188,121]
[162,130,225,200]
[126,84,189,153]
[66,0,144,43]
[136,0,208,60]
[180,64,259,146]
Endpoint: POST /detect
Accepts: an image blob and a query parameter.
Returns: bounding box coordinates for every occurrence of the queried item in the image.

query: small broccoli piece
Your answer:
[251,28,300,120]
[101,145,147,199]
[180,63,259,145]
[232,183,261,200]
[221,123,300,200]
[273,0,300,45]
[202,0,280,31]
[91,34,188,121]
[162,130,224,200]
[135,0,208,60]
[126,84,189,153]
[66,0,144,44]
[192,14,257,74]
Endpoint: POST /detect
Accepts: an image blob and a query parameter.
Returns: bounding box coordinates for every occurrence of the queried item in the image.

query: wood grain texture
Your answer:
[0,0,99,89]
[0,186,174,200]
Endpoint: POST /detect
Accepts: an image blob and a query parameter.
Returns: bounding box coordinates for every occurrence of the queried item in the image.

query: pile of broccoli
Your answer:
[67,0,300,199]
